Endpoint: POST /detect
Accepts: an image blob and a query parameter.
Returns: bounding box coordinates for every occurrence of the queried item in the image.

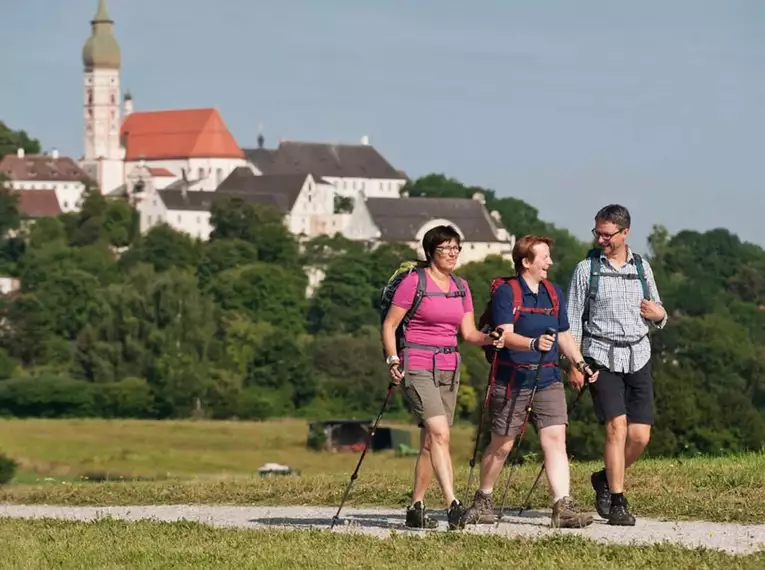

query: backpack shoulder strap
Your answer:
[449,274,467,306]
[632,253,651,300]
[582,248,601,326]
[402,267,428,326]
[509,277,523,324]
[587,248,601,300]
[540,279,560,317]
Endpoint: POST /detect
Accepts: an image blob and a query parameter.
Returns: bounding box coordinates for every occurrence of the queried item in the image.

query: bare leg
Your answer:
[604,415,628,493]
[538,425,569,501]
[625,423,651,469]
[423,415,456,505]
[411,428,432,504]
[478,433,515,491]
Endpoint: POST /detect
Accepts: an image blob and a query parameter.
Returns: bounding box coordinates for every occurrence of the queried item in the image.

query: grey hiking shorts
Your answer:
[403,369,459,428]
[490,381,568,437]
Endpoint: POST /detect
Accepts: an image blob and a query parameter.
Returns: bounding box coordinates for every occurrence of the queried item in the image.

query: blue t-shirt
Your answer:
[492,278,570,390]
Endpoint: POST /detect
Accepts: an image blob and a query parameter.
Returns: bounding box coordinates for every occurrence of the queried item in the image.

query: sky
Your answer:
[2,0,764,252]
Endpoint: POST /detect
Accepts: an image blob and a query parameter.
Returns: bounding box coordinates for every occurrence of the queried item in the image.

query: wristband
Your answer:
[386,355,400,366]
[529,337,538,352]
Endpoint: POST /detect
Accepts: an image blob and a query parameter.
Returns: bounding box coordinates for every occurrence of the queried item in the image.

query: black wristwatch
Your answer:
[575,360,587,373]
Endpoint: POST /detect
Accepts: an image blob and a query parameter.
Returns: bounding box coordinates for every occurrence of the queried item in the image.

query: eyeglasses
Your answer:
[591,228,624,241]
[435,245,462,255]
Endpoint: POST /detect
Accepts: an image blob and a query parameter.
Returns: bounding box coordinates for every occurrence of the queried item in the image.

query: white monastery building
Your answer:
[1,0,516,271]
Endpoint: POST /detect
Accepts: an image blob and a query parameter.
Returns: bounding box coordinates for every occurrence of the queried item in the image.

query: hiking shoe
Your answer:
[404,501,438,529]
[551,496,594,529]
[591,470,611,518]
[463,490,497,525]
[446,499,468,530]
[607,502,636,526]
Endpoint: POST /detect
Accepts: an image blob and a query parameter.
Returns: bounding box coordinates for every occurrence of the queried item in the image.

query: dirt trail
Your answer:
[1,504,764,555]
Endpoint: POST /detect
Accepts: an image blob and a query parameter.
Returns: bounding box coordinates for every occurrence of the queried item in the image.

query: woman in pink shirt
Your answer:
[381,224,503,531]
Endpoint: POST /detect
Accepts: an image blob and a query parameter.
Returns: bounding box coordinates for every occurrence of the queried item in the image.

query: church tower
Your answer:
[81,0,124,192]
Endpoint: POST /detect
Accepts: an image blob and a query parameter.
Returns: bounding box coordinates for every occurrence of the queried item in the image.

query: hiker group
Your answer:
[380,204,667,531]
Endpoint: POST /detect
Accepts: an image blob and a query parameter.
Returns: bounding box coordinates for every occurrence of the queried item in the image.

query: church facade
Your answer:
[71,0,516,270]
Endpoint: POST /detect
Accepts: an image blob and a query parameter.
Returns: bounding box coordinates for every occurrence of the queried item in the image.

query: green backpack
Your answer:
[582,247,651,326]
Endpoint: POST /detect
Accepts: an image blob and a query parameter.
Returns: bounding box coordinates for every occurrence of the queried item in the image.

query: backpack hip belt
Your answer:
[582,332,648,372]
[582,331,647,348]
[496,360,559,401]
[400,341,461,391]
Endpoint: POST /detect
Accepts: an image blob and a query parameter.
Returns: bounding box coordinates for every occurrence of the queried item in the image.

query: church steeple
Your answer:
[81,0,123,193]
[82,0,121,71]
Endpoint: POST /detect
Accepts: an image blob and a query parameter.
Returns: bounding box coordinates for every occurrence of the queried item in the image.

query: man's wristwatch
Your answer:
[386,355,400,367]
[575,360,587,373]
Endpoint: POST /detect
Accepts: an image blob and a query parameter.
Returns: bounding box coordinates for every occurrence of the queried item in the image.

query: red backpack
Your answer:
[477,276,560,363]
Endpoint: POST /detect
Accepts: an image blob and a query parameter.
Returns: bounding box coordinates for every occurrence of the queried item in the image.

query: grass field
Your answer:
[1,518,764,570]
[1,417,764,525]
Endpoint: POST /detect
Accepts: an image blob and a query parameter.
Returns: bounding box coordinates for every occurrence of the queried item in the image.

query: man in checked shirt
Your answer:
[566,204,667,526]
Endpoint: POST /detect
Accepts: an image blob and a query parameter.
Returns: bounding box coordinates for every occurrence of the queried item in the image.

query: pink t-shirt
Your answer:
[391,271,474,371]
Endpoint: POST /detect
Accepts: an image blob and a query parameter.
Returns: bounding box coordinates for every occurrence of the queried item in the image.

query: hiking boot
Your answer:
[591,470,611,518]
[551,496,594,529]
[404,501,438,529]
[607,501,636,526]
[463,490,497,525]
[446,499,468,531]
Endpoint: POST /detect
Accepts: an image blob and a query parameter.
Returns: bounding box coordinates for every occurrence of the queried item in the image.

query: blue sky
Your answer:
[2,0,764,252]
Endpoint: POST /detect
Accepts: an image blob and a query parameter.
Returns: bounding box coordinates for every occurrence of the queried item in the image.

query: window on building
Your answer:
[216,168,223,187]
[177,215,182,223]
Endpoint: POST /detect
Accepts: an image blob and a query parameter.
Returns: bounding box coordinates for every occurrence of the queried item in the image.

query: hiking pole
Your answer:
[496,326,556,525]
[517,373,593,516]
[464,327,504,504]
[330,381,396,530]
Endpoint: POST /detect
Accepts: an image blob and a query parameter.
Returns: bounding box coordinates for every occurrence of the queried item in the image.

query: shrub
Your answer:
[0,452,17,485]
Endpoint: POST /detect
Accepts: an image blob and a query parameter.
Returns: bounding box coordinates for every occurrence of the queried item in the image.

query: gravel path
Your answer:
[1,504,764,555]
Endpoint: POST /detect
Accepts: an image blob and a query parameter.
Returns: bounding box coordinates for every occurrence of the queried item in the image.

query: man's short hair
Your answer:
[595,204,631,229]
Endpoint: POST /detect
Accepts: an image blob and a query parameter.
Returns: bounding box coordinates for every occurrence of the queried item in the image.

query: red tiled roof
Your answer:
[15,190,62,218]
[0,154,89,182]
[120,108,244,161]
[148,167,175,177]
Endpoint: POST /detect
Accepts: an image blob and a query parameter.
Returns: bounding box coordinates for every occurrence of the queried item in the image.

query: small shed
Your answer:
[307,420,411,453]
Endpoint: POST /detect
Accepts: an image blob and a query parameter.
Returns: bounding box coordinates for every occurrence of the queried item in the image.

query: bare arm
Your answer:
[557,330,586,365]
[381,304,407,359]
[459,312,497,346]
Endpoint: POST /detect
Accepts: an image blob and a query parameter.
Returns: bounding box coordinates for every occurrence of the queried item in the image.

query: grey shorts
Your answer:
[403,369,459,427]
[489,381,568,437]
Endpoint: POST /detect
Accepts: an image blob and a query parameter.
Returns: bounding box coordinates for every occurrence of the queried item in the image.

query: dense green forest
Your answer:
[0,123,763,460]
